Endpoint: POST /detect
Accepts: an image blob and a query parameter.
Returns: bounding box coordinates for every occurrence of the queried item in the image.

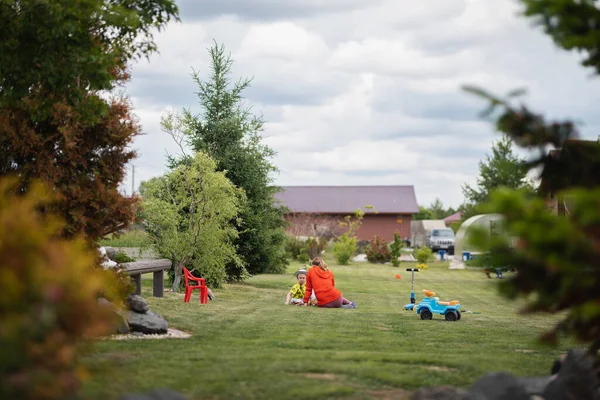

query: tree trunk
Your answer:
[172,263,183,292]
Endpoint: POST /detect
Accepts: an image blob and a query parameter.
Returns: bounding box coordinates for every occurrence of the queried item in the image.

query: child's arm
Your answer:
[285,291,292,305]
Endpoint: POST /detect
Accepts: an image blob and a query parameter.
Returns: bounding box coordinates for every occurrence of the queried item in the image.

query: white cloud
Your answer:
[328,38,482,78]
[178,0,385,21]
[133,22,209,78]
[308,139,420,173]
[121,102,190,193]
[238,22,329,60]
[123,0,600,208]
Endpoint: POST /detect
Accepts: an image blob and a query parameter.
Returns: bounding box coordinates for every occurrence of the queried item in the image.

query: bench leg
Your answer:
[153,270,164,298]
[131,274,142,295]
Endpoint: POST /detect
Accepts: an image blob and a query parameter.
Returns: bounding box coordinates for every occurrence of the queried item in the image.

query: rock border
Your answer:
[103,327,192,341]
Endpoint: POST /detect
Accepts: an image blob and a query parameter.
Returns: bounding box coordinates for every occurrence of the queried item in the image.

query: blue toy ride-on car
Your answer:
[415,289,461,321]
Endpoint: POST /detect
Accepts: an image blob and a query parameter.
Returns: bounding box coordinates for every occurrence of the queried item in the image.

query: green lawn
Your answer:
[99,229,148,248]
[81,259,571,400]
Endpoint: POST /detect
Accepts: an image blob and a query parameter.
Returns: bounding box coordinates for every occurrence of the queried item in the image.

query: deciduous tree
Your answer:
[413,206,434,221]
[139,141,244,290]
[0,0,178,241]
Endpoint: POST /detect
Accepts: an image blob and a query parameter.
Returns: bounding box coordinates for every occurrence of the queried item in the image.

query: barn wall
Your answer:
[356,214,412,241]
[284,213,345,238]
[284,213,412,242]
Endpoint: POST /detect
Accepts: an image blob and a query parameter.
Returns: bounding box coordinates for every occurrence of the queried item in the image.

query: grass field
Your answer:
[81,258,571,400]
[99,230,148,248]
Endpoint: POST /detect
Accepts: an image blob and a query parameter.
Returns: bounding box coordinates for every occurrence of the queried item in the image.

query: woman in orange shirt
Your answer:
[303,257,356,308]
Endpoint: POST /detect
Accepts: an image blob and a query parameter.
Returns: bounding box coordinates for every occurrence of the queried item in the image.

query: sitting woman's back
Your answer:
[304,257,356,309]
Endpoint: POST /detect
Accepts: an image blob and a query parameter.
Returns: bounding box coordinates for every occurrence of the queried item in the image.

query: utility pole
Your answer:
[131,165,135,196]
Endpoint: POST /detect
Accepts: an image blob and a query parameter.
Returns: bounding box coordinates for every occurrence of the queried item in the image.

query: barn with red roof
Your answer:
[275,186,419,242]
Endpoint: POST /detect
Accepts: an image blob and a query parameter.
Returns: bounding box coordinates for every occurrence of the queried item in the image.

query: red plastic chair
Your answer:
[183,267,208,304]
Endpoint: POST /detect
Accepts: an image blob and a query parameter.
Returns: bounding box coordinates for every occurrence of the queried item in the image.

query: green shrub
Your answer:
[332,233,357,265]
[113,250,135,263]
[365,235,391,263]
[284,236,308,262]
[306,237,328,260]
[389,233,404,267]
[0,178,125,400]
[415,246,433,264]
[356,240,370,254]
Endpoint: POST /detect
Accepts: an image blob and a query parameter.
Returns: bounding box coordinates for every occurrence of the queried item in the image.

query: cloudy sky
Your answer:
[122,0,600,208]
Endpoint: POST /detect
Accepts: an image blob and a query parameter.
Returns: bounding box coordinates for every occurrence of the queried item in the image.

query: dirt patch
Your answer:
[375,326,391,331]
[424,365,458,373]
[515,349,536,353]
[361,389,412,399]
[303,373,339,381]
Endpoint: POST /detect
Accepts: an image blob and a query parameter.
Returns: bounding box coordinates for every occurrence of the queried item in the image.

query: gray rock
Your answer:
[467,372,529,400]
[126,294,149,313]
[543,349,600,400]
[515,376,552,395]
[119,388,188,400]
[412,385,467,399]
[125,310,168,334]
[105,246,117,260]
[116,318,130,334]
[97,297,130,334]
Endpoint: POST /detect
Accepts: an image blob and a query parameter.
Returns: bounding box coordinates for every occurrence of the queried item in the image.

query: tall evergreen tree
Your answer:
[461,134,531,219]
[167,42,288,278]
[429,197,447,219]
[413,201,455,220]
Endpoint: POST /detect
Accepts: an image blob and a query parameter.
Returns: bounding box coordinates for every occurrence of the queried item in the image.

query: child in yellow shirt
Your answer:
[285,268,316,305]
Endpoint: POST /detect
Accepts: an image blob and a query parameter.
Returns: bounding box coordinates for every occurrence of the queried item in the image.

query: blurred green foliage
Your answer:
[462,0,600,357]
[0,178,125,399]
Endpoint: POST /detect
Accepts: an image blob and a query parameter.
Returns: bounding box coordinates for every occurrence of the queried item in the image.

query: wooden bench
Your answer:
[120,259,172,298]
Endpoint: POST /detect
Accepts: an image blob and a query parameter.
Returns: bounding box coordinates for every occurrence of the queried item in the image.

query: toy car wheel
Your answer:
[456,310,461,320]
[420,309,433,320]
[445,310,458,321]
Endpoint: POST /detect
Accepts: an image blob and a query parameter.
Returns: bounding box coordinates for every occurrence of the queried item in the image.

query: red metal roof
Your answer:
[443,211,463,224]
[275,186,419,214]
